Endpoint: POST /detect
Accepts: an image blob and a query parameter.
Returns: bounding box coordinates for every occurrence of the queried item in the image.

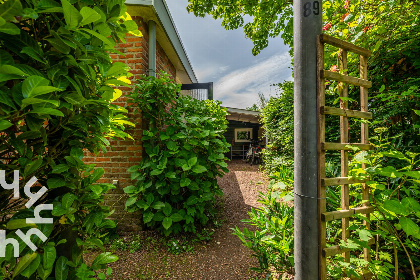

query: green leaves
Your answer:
[62,0,82,30]
[126,74,229,235]
[399,217,420,239]
[80,7,101,26]
[0,0,23,21]
[0,119,12,131]
[91,252,118,270]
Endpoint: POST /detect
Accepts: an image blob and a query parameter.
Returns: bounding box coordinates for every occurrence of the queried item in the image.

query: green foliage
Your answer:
[232,191,294,278]
[186,0,293,56]
[347,129,420,279]
[261,81,294,172]
[125,73,230,236]
[0,0,139,278]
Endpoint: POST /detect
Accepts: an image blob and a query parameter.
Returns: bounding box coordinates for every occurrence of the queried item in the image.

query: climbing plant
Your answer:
[125,73,230,236]
[0,0,139,278]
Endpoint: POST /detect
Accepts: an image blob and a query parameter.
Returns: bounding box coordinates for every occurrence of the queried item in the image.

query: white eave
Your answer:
[125,0,198,84]
[223,107,261,124]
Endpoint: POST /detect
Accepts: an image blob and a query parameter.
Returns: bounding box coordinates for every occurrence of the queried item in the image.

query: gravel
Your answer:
[89,160,270,279]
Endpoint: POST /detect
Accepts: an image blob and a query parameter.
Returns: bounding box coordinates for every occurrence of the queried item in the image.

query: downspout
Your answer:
[148,20,156,77]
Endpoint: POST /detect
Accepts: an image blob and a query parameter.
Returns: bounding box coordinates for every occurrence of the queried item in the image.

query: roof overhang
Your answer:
[125,0,198,84]
[224,107,261,124]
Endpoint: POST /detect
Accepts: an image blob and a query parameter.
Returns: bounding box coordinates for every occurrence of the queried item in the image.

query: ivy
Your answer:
[125,73,230,236]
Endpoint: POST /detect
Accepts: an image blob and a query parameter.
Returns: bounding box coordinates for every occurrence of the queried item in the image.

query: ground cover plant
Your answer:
[124,73,230,236]
[0,0,139,278]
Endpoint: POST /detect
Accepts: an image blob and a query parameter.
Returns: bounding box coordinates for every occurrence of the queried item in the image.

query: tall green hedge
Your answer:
[0,0,139,278]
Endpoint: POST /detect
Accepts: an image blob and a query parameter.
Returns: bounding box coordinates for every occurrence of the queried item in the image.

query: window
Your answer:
[235,128,253,142]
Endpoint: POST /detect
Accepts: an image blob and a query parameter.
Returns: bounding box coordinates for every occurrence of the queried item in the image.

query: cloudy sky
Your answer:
[165,0,293,109]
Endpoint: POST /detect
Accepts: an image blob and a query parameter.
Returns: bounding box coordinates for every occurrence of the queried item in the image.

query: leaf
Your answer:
[80,7,101,26]
[180,178,191,187]
[143,211,154,224]
[106,62,129,77]
[125,196,137,207]
[52,164,69,174]
[23,8,38,19]
[170,213,184,222]
[46,37,70,54]
[21,254,41,278]
[12,252,37,278]
[162,217,172,230]
[186,195,198,205]
[6,219,36,230]
[358,229,372,242]
[162,203,172,216]
[62,193,76,209]
[79,28,115,48]
[0,0,23,21]
[55,256,69,280]
[30,108,64,117]
[188,157,197,167]
[0,119,12,131]
[192,165,207,173]
[152,201,165,210]
[402,197,420,212]
[399,217,420,239]
[22,97,59,107]
[47,177,66,188]
[0,50,14,66]
[166,141,178,151]
[22,76,49,98]
[30,86,61,97]
[0,22,20,35]
[43,244,56,269]
[0,64,27,76]
[383,200,409,216]
[376,166,402,178]
[61,0,82,30]
[92,252,118,269]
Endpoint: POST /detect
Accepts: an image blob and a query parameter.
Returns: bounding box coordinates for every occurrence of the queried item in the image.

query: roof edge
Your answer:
[125,0,198,83]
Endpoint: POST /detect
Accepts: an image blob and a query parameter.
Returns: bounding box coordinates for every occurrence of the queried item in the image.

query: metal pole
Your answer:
[293,0,322,279]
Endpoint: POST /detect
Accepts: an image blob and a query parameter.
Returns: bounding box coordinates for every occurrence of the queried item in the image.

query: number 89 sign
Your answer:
[303,1,320,17]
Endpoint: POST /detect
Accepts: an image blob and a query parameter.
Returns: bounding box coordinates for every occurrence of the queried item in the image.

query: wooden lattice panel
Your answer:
[317,34,374,279]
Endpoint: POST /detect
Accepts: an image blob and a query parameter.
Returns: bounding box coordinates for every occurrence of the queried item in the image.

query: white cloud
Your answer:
[214,52,293,109]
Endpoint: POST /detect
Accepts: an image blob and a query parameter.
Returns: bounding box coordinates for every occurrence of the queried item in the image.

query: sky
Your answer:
[165,0,293,109]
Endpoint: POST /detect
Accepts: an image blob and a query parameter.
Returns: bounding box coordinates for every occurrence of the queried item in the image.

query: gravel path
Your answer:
[100,160,270,279]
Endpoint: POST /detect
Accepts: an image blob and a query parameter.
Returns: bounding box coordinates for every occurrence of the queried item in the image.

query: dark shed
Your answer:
[222,107,263,159]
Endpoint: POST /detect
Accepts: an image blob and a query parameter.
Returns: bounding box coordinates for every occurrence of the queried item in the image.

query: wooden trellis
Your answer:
[317,34,374,279]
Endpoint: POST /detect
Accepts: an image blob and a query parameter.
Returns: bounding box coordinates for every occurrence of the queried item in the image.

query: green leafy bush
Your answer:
[0,0,139,278]
[233,191,294,278]
[125,73,230,236]
[261,81,294,173]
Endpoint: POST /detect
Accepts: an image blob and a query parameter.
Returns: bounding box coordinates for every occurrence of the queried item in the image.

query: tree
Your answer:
[186,0,293,55]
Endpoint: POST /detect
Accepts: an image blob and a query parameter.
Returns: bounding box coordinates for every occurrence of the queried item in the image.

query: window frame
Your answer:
[234,128,253,142]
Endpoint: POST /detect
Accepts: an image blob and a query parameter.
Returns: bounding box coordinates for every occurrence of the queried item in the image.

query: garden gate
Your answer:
[317,34,374,279]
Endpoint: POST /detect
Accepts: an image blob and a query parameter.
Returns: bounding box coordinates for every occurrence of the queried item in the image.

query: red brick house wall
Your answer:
[83,16,177,231]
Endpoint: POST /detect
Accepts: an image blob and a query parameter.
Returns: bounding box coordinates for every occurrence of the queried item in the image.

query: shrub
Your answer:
[0,0,139,278]
[125,73,230,236]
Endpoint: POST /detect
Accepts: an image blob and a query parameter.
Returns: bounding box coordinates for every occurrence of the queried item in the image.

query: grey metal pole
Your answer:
[148,20,156,77]
[293,0,322,279]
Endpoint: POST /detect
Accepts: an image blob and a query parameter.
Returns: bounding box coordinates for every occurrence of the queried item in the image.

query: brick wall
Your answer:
[83,16,177,231]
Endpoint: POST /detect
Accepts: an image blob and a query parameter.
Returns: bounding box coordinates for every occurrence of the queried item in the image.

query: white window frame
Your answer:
[234,128,253,142]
